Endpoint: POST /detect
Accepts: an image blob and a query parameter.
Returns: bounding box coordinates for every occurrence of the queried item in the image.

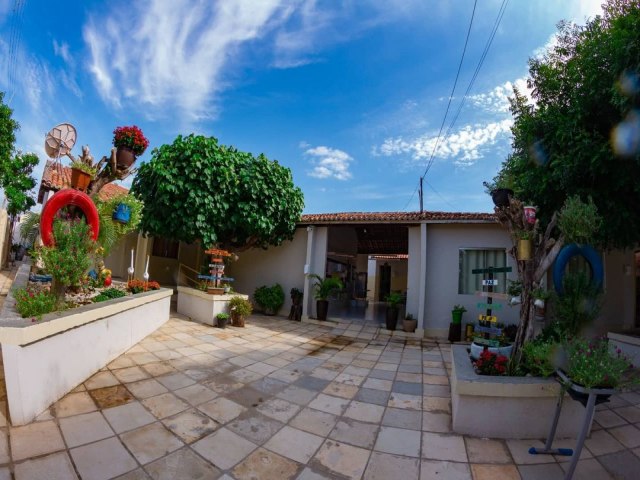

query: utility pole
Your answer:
[419,177,424,213]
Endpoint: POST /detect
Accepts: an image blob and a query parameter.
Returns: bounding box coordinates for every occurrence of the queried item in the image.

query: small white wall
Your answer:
[177,287,249,326]
[227,228,308,316]
[2,291,171,425]
[424,223,519,337]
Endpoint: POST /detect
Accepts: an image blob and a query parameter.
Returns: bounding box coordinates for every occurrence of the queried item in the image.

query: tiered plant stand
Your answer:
[529,370,615,480]
[470,266,513,359]
[198,248,234,295]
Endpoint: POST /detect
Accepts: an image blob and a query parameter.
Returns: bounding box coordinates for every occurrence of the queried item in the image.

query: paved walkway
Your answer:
[0,314,639,479]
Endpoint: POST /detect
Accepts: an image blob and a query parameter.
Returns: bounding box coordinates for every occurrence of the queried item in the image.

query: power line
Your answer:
[420,0,478,180]
[443,0,510,142]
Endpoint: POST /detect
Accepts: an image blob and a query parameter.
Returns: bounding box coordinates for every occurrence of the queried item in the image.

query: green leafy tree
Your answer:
[0,151,38,216]
[490,0,638,354]
[131,134,304,251]
[494,0,640,249]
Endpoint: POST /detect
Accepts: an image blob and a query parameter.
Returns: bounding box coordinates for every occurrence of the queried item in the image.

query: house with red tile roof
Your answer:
[35,160,637,338]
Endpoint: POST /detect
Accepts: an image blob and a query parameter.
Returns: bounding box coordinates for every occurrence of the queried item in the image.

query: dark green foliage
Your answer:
[93,288,127,303]
[521,340,558,377]
[491,1,640,249]
[13,285,57,319]
[131,134,304,251]
[0,151,38,216]
[95,193,144,256]
[40,220,95,293]
[254,284,285,312]
[553,271,603,336]
[229,295,253,316]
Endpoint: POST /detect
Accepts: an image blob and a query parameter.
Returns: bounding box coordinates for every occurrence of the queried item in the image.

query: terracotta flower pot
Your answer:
[70,168,92,191]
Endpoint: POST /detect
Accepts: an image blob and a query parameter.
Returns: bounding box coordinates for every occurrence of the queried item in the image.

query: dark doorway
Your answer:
[636,251,640,328]
[379,263,391,301]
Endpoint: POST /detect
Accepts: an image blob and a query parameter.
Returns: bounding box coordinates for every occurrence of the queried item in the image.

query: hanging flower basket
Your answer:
[70,168,92,192]
[112,203,131,224]
[113,125,149,169]
[491,188,513,208]
[517,238,533,261]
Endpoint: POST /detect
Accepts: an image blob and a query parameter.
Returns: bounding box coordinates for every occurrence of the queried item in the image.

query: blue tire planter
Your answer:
[112,203,131,224]
[552,244,603,295]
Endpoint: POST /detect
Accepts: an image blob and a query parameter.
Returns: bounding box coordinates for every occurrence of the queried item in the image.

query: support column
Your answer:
[418,223,428,332]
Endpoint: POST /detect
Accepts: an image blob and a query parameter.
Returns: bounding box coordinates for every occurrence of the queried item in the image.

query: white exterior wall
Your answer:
[227,228,308,317]
[599,249,635,333]
[424,223,519,337]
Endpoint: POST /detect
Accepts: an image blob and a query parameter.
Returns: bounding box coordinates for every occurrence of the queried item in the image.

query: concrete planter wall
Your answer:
[451,344,587,439]
[177,286,249,326]
[608,331,640,363]
[0,266,171,425]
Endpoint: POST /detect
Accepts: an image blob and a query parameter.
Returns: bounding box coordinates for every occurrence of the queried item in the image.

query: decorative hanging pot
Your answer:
[517,238,533,261]
[70,168,92,192]
[112,203,131,224]
[116,146,136,169]
[491,188,513,208]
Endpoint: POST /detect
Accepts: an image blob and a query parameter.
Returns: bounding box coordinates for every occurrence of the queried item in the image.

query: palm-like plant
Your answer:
[308,274,343,300]
[19,211,41,246]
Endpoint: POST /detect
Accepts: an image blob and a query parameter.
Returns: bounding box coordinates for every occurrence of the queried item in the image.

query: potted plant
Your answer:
[308,274,343,321]
[517,230,533,261]
[113,125,149,168]
[253,283,285,315]
[532,286,550,317]
[403,313,417,333]
[290,287,303,306]
[216,312,229,329]
[451,304,467,324]
[229,296,252,327]
[69,160,97,191]
[507,279,523,305]
[385,292,404,330]
[109,193,142,225]
[483,174,515,208]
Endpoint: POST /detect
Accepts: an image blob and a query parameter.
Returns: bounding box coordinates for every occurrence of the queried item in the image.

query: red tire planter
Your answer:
[40,189,100,246]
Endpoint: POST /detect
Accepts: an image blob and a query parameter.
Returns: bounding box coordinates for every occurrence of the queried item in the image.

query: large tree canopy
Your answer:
[0,93,37,216]
[131,134,304,251]
[493,0,640,250]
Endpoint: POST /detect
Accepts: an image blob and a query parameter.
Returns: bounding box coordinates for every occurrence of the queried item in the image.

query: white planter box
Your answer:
[608,331,640,364]
[0,285,172,425]
[451,345,588,439]
[177,286,249,326]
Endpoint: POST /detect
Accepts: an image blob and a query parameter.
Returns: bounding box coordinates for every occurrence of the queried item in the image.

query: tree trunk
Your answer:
[495,198,564,360]
[51,278,67,310]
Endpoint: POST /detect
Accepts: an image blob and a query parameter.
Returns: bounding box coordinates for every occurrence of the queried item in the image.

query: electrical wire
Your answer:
[419,0,478,180]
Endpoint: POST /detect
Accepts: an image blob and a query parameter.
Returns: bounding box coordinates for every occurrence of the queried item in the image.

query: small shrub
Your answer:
[93,288,127,303]
[216,313,229,320]
[521,340,557,377]
[229,296,253,317]
[254,284,285,313]
[13,285,57,319]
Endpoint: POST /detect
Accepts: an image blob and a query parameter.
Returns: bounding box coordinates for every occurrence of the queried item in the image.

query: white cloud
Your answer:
[304,145,353,180]
[376,119,512,167]
[53,40,72,66]
[83,0,288,120]
[469,77,530,113]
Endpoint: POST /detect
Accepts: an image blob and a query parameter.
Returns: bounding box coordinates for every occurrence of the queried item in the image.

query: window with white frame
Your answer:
[458,248,508,294]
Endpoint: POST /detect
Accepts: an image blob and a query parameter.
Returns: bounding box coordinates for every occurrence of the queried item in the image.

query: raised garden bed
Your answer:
[0,264,171,425]
[177,286,249,326]
[451,344,587,439]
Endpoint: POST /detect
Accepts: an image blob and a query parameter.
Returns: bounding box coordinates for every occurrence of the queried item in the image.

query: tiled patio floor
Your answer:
[1,313,640,479]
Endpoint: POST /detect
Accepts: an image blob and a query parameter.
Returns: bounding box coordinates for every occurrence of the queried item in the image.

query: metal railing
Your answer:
[178,263,201,288]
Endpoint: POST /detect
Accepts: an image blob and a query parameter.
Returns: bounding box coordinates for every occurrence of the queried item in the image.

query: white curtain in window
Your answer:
[458,249,507,294]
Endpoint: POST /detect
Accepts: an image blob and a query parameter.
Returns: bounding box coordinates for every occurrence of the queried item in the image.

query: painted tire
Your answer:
[552,243,603,295]
[40,189,100,246]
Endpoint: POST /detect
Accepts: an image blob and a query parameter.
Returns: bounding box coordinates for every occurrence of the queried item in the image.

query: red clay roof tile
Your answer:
[38,160,129,203]
[299,211,496,224]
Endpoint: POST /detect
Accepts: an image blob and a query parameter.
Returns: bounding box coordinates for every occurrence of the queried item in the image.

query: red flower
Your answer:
[113,125,149,156]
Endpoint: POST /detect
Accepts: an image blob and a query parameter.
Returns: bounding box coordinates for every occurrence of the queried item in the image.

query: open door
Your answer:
[379,263,391,301]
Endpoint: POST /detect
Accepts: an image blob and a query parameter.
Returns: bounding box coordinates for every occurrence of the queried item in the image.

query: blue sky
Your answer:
[0,0,602,214]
